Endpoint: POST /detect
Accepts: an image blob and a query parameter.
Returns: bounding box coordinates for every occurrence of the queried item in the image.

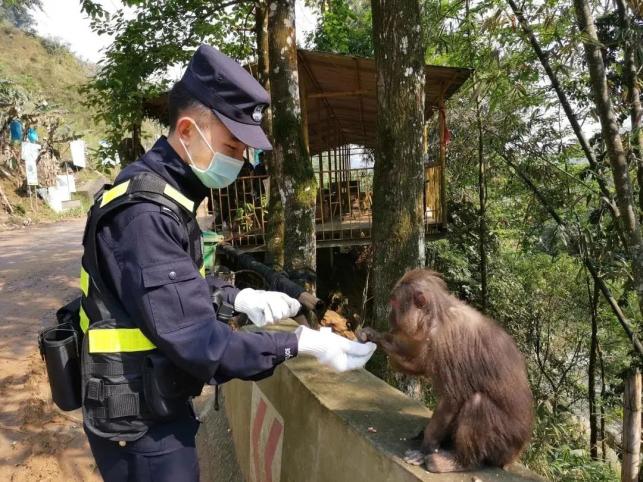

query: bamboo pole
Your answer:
[621,368,641,482]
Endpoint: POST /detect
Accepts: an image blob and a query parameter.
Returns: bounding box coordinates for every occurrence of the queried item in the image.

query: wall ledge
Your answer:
[198,321,542,482]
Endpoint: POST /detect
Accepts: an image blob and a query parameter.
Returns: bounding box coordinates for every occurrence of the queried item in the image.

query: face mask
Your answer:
[179,121,243,189]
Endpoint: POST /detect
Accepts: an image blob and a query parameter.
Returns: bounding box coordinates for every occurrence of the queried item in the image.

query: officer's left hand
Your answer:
[233,288,301,327]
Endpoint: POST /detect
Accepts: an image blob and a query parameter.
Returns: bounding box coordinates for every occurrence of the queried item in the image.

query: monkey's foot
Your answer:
[403,449,426,466]
[425,450,469,473]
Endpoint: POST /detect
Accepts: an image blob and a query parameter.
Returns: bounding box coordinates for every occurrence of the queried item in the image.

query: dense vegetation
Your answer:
[314,1,641,479]
[60,0,643,479]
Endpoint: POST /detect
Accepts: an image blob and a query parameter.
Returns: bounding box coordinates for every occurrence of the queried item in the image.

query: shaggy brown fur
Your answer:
[359,269,534,473]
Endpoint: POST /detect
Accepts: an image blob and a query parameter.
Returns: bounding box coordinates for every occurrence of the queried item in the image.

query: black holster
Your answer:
[142,353,203,419]
[38,323,82,411]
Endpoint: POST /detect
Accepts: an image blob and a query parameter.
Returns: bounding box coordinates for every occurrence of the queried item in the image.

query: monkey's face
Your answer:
[388,286,431,337]
[390,270,452,338]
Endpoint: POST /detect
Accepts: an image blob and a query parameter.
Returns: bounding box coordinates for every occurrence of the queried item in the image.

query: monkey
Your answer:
[358,269,534,473]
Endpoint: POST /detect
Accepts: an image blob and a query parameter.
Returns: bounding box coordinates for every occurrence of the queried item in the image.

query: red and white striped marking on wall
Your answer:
[249,383,284,482]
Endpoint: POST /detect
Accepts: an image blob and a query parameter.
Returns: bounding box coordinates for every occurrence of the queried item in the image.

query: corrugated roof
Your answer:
[297,50,471,154]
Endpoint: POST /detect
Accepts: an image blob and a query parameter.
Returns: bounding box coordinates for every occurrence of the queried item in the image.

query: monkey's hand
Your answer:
[356,326,382,344]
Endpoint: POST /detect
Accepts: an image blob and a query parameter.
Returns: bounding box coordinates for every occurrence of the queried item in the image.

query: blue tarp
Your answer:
[9,119,23,142]
[27,127,38,143]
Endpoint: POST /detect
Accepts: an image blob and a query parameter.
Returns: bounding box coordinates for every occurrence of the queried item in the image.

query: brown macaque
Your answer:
[358,269,533,473]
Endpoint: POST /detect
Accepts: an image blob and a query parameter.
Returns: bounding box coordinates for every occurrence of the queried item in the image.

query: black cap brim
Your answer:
[213,110,272,150]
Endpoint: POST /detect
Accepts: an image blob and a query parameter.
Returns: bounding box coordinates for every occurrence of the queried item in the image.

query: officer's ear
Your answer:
[175,117,196,142]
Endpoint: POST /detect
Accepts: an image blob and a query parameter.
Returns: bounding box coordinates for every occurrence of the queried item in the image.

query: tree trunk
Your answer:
[256,1,284,269]
[615,0,643,219]
[573,0,643,321]
[371,0,426,397]
[476,102,488,311]
[267,0,317,289]
[621,368,641,482]
[588,279,600,459]
[118,123,144,168]
[466,0,488,311]
[598,342,607,461]
[370,0,426,328]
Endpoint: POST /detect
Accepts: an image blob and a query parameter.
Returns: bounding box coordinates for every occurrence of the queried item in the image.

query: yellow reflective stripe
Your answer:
[163,184,194,212]
[99,179,193,212]
[199,264,206,278]
[80,266,89,297]
[79,305,90,333]
[88,328,156,353]
[100,180,130,207]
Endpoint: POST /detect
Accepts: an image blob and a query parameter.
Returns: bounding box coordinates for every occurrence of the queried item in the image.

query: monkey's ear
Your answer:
[413,291,427,308]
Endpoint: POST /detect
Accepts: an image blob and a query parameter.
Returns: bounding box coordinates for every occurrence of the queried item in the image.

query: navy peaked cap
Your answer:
[179,44,272,150]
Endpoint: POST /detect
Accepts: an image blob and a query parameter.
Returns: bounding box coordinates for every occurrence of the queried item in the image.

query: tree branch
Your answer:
[497,148,643,356]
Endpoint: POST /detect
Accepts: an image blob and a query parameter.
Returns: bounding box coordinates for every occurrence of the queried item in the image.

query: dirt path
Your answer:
[0,219,100,481]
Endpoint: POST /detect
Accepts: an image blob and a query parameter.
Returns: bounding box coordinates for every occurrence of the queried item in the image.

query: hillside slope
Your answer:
[0,20,103,145]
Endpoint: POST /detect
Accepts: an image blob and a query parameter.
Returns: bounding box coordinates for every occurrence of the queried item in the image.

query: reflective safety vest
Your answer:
[80,172,205,442]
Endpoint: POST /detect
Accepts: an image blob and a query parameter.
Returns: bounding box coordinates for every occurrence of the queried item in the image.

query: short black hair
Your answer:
[167,81,208,132]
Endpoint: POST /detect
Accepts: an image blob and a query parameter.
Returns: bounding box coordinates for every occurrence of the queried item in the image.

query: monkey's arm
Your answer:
[358,327,424,375]
[421,397,462,453]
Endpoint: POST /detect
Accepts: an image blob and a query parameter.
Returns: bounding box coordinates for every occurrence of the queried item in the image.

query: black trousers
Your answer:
[85,416,200,482]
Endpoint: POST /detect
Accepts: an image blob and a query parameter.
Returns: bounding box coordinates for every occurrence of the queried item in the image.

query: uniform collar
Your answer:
[138,136,209,205]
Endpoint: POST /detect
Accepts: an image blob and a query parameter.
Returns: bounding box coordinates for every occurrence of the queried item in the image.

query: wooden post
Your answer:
[318,151,324,232]
[423,121,429,229]
[438,99,447,228]
[345,145,351,226]
[299,79,310,153]
[334,145,339,215]
[621,367,641,482]
[319,151,325,241]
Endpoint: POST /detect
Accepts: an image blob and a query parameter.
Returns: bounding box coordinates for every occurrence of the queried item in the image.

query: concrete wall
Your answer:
[196,322,541,482]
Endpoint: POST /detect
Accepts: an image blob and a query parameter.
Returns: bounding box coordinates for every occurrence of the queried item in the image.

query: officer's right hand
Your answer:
[295,326,377,372]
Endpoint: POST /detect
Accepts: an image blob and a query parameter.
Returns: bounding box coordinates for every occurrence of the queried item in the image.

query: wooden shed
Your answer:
[143,49,472,250]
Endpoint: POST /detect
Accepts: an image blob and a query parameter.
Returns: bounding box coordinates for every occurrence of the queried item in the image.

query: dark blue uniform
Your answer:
[85,136,298,481]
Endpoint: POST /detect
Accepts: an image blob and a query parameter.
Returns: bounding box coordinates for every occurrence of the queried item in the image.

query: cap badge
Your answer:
[252,105,264,122]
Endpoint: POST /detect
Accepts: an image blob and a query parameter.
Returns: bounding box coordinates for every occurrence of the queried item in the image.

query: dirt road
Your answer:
[0,219,99,481]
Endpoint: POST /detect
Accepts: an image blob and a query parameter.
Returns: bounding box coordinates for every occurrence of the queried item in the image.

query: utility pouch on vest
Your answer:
[38,323,82,411]
[57,297,81,326]
[142,353,203,419]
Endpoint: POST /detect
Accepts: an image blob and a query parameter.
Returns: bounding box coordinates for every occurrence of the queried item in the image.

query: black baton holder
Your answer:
[38,323,82,411]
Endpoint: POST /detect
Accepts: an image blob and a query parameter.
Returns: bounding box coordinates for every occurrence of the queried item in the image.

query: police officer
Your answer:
[78,44,376,482]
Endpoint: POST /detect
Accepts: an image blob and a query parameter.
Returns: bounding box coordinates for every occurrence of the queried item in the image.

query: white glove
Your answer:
[234,288,301,327]
[295,326,377,372]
